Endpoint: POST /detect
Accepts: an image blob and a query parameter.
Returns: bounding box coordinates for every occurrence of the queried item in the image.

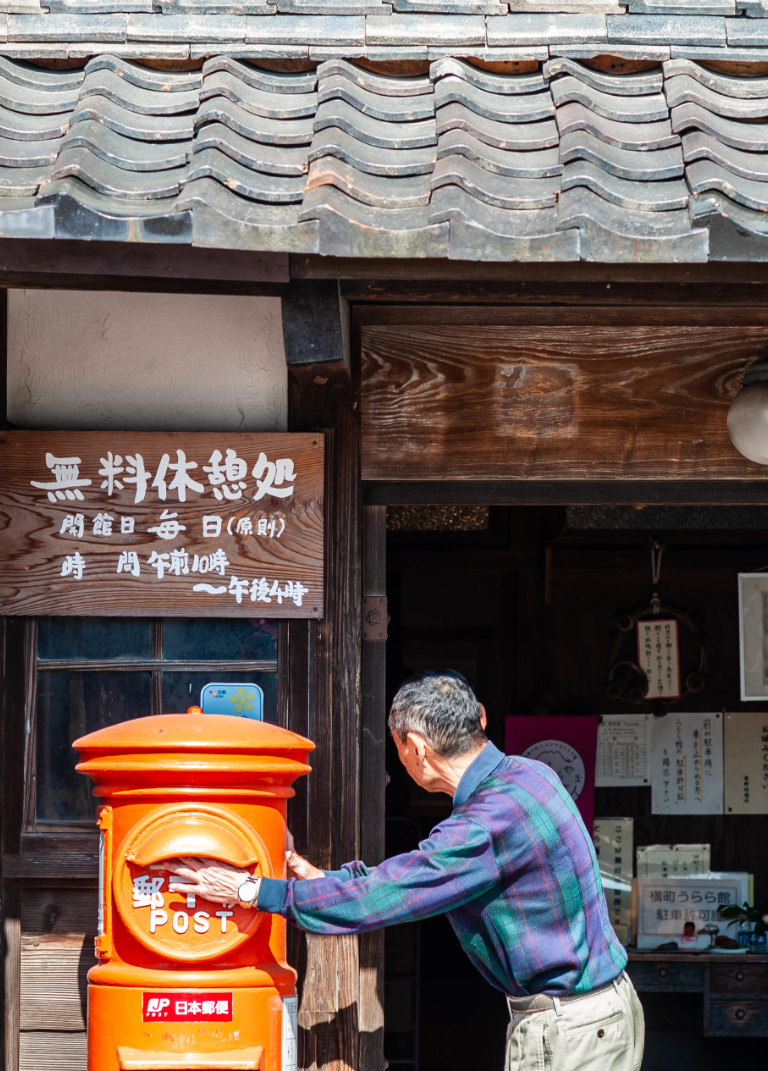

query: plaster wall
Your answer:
[6,290,287,432]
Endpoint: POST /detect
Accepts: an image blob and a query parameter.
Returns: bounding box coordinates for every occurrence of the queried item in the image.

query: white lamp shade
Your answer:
[728,381,768,464]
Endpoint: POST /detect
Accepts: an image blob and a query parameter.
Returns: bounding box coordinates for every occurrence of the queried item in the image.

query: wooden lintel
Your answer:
[0,240,289,290]
[363,481,768,506]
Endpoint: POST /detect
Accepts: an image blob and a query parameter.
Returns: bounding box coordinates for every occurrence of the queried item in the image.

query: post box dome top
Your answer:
[74,713,314,754]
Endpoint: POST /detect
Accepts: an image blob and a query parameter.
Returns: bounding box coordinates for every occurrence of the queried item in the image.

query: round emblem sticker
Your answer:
[522,739,586,801]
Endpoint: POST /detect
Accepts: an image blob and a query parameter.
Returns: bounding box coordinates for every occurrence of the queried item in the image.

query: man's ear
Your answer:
[479,703,488,731]
[406,731,428,762]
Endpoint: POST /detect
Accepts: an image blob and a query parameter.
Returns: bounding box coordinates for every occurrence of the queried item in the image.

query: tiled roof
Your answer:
[3,51,768,260]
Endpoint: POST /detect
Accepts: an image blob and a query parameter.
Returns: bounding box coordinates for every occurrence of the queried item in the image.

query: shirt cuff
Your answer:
[257,878,288,913]
[322,868,351,880]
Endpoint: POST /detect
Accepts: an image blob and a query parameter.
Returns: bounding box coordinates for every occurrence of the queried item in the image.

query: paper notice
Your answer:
[651,713,723,815]
[724,712,768,815]
[596,715,652,787]
[593,818,633,945]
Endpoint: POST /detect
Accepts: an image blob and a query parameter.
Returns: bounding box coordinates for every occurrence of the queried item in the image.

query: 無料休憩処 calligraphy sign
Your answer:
[0,432,324,617]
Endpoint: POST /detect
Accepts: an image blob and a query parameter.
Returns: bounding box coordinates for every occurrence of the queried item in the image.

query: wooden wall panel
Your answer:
[19,1031,86,1071]
[19,936,89,1031]
[360,324,768,483]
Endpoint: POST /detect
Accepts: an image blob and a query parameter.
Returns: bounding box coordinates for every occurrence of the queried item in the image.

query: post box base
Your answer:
[88,984,289,1071]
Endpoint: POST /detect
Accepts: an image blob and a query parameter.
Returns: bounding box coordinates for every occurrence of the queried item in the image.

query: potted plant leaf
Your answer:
[718,903,768,949]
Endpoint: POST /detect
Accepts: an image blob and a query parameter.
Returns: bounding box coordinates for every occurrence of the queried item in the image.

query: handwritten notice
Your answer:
[596,715,652,786]
[724,712,768,815]
[651,713,723,815]
[0,431,324,617]
[593,818,633,946]
[637,619,680,699]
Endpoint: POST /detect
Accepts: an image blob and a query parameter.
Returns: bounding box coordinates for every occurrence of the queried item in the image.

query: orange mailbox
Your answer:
[73,712,313,1071]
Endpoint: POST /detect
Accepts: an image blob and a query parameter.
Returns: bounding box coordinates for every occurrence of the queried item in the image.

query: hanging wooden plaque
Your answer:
[0,431,325,617]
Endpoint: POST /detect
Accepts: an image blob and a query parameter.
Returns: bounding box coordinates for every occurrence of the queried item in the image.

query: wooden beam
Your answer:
[282,281,351,385]
[284,371,362,1071]
[364,481,768,505]
[360,323,768,484]
[0,240,288,292]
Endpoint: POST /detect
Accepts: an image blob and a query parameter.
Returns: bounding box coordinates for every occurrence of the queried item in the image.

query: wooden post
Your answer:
[283,334,362,1071]
[359,506,387,1071]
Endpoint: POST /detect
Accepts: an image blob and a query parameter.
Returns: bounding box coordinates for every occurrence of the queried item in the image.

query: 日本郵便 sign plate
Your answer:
[0,431,324,617]
[142,992,233,1022]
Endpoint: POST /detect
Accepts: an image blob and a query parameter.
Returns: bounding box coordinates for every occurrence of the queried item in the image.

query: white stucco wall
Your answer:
[7,290,287,432]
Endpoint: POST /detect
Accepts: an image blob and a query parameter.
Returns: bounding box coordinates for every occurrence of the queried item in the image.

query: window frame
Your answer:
[23,616,279,835]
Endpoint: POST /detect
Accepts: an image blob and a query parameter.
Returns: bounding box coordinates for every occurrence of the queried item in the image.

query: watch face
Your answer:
[239,881,258,903]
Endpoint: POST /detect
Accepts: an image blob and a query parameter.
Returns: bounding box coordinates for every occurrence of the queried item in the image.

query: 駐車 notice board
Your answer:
[0,431,325,617]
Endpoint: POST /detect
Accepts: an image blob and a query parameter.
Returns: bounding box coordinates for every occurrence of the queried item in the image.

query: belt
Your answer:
[506,973,626,1018]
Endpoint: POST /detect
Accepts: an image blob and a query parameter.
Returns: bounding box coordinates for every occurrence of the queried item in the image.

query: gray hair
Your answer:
[388,670,486,758]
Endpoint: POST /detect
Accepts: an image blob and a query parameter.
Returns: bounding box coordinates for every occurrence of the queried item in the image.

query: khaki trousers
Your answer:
[505,974,645,1071]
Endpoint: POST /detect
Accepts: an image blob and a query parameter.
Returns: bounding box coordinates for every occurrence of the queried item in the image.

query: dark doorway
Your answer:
[382,504,768,1071]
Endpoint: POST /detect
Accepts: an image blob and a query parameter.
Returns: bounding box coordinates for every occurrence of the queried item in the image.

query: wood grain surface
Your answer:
[0,432,324,617]
[361,324,768,482]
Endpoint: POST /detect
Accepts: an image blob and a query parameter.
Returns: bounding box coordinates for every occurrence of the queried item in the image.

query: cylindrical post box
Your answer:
[74,712,313,1071]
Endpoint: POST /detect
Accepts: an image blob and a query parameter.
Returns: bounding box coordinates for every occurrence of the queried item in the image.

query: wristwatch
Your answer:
[237,875,261,910]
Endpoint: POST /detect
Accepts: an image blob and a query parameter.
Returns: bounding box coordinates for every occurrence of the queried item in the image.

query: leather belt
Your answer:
[506,972,626,1018]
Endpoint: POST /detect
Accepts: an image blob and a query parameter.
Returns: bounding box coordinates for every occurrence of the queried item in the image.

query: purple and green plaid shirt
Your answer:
[258,742,627,997]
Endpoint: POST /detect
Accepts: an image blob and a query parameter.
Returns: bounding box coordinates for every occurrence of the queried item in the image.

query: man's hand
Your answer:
[152,856,249,906]
[286,829,325,881]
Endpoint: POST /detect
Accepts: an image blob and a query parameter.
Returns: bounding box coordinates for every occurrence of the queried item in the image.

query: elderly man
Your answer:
[162,670,644,1071]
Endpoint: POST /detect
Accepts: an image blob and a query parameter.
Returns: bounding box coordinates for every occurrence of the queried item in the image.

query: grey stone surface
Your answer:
[544,55,662,93]
[318,73,434,119]
[431,153,560,205]
[437,125,561,174]
[562,157,688,208]
[688,158,768,212]
[88,53,201,90]
[0,134,61,166]
[683,129,768,181]
[187,146,306,198]
[80,69,200,113]
[298,184,450,258]
[435,75,555,119]
[0,99,70,138]
[160,0,276,12]
[666,74,768,116]
[307,155,433,204]
[556,100,679,147]
[560,127,683,177]
[319,57,431,95]
[310,124,436,173]
[352,44,427,56]
[366,13,485,44]
[670,44,768,58]
[314,97,437,146]
[671,99,768,149]
[606,13,726,43]
[201,70,317,116]
[551,42,669,55]
[46,0,155,12]
[70,43,193,57]
[180,177,318,252]
[205,54,315,91]
[431,55,546,92]
[194,121,309,172]
[8,13,127,40]
[487,13,607,44]
[0,53,83,86]
[62,119,191,169]
[72,94,195,138]
[278,0,389,12]
[127,13,246,40]
[0,199,53,239]
[726,17,768,45]
[691,192,768,261]
[429,44,547,57]
[246,13,365,42]
[506,0,621,10]
[0,72,78,113]
[52,146,187,197]
[1,44,73,58]
[196,95,314,141]
[428,185,580,260]
[628,0,734,13]
[437,100,559,147]
[551,75,669,120]
[664,56,768,96]
[394,0,506,12]
[0,1,43,14]
[192,42,308,55]
[556,185,708,260]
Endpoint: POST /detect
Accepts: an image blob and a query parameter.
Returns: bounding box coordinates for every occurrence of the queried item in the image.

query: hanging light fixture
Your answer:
[728,351,768,464]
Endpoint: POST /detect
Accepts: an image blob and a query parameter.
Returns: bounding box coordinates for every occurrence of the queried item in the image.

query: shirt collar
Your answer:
[453,741,505,808]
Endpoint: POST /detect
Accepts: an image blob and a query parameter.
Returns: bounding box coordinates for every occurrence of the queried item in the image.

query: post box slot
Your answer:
[126,816,260,869]
[117,1047,265,1070]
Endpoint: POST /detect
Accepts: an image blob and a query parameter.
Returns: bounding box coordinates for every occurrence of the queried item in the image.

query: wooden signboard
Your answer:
[0,432,324,617]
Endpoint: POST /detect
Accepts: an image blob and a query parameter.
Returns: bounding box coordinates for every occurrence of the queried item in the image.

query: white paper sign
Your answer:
[651,711,724,809]
[593,818,633,945]
[651,713,723,815]
[638,874,750,937]
[637,619,680,699]
[596,715,652,786]
[636,843,711,877]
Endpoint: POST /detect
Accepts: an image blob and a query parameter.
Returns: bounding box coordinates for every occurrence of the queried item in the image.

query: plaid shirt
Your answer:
[258,742,627,997]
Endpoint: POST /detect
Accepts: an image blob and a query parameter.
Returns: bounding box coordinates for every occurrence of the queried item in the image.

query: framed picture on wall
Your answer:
[737,573,768,700]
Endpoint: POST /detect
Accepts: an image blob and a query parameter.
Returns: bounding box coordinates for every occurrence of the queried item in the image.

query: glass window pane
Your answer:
[162,619,277,661]
[38,618,152,662]
[162,671,277,724]
[36,671,152,823]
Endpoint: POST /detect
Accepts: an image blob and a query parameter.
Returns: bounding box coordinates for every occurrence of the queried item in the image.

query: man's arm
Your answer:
[260,815,499,935]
